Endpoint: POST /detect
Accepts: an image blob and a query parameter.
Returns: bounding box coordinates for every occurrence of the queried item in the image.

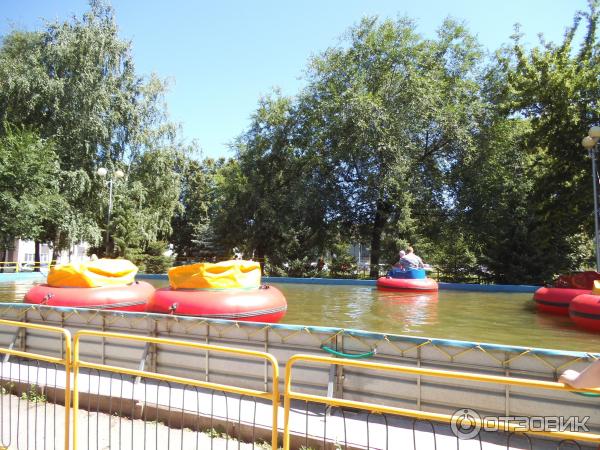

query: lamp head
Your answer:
[583,136,596,149]
[589,126,600,139]
[96,167,108,177]
[114,169,125,179]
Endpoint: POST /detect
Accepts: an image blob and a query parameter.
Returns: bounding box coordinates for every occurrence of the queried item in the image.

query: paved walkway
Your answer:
[0,394,268,450]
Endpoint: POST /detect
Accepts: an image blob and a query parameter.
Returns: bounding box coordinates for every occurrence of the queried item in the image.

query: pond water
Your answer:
[2,277,600,353]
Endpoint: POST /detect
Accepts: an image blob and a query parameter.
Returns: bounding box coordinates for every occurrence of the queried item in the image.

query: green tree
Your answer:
[0,126,67,244]
[0,0,178,253]
[487,2,600,281]
[171,156,227,258]
[299,17,484,276]
[452,118,542,282]
[215,92,332,264]
[110,148,182,256]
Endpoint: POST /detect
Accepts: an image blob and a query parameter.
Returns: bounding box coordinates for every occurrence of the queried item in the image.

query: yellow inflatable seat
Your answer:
[169,260,261,290]
[592,280,600,295]
[47,259,138,288]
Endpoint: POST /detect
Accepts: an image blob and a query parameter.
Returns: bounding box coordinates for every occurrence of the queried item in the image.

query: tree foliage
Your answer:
[0,0,181,264]
[0,126,66,240]
[171,155,227,258]
[478,1,600,281]
[2,1,600,283]
[218,17,485,276]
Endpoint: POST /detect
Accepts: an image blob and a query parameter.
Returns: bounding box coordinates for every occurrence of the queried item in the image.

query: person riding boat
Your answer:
[399,246,424,269]
[393,250,406,269]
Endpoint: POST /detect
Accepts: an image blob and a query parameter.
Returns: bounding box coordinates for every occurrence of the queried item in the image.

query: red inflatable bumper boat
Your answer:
[533,287,589,315]
[147,260,287,323]
[148,285,287,322]
[570,291,600,332]
[376,268,438,292]
[24,282,154,312]
[24,259,153,312]
[533,271,600,315]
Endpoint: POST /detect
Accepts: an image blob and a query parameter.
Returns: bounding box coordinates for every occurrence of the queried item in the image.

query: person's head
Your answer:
[406,246,414,254]
[399,250,406,258]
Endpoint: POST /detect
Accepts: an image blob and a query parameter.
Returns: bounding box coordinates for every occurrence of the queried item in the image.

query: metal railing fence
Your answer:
[72,330,280,450]
[0,320,597,448]
[282,354,600,449]
[0,261,57,273]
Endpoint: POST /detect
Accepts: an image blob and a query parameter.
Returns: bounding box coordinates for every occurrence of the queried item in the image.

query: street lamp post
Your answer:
[97,167,125,255]
[582,125,600,271]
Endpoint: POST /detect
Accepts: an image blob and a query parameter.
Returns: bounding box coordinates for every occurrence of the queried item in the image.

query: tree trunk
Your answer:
[369,200,388,278]
[255,247,266,273]
[34,241,41,273]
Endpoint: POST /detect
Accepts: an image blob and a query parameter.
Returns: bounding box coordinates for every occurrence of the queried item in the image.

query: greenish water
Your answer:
[270,283,600,353]
[3,277,600,353]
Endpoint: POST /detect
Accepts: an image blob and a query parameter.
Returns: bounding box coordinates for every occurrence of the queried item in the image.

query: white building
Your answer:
[1,239,90,271]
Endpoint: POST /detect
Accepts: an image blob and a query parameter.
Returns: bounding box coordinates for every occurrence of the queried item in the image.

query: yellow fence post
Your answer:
[282,358,294,450]
[63,328,72,450]
[72,331,81,450]
[271,357,280,450]
[0,319,72,450]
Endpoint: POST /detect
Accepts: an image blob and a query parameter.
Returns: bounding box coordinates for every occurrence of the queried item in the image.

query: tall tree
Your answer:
[171,156,227,258]
[0,126,67,243]
[299,17,484,276]
[453,118,545,283]
[217,93,331,264]
[0,0,180,254]
[108,147,182,256]
[488,1,600,280]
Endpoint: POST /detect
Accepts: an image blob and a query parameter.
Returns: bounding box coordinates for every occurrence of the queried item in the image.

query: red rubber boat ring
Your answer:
[533,287,588,315]
[376,277,438,292]
[147,285,287,323]
[24,281,154,312]
[570,294,600,332]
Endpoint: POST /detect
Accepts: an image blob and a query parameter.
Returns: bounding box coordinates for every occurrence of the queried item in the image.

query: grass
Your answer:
[0,382,14,395]
[21,385,46,403]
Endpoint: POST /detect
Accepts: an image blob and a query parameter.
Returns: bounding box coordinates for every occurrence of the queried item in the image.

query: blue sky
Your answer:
[1,0,590,159]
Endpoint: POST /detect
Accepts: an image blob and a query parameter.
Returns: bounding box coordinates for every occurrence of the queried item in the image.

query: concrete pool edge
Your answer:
[137,273,540,293]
